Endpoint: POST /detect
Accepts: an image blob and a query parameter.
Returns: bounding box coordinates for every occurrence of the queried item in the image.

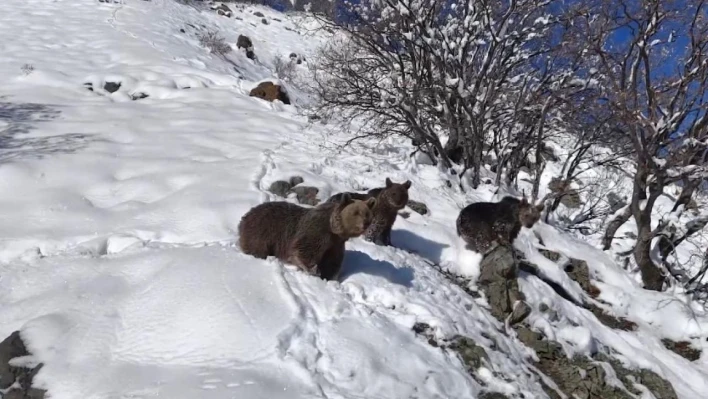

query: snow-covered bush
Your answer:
[198,30,232,55]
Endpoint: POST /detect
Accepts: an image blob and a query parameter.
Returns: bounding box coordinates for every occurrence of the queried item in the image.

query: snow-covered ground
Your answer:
[1,1,707,398]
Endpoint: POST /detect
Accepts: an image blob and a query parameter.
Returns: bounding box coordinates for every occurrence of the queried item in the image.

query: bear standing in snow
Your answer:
[327,178,411,246]
[238,194,376,280]
[456,194,544,255]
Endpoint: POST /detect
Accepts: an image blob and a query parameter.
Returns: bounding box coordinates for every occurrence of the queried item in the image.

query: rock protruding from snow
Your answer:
[515,325,678,399]
[661,339,702,361]
[249,81,290,105]
[291,185,319,206]
[0,332,45,399]
[268,180,292,198]
[212,4,233,18]
[407,199,429,215]
[266,177,320,205]
[103,81,121,93]
[478,245,528,324]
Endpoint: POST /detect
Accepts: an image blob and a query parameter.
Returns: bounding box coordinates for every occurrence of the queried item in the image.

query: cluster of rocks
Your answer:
[412,323,510,399]
[0,332,45,399]
[267,176,320,206]
[515,325,677,399]
[83,81,150,101]
[421,242,678,399]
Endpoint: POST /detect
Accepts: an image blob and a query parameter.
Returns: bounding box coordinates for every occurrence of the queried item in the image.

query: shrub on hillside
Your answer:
[198,30,232,55]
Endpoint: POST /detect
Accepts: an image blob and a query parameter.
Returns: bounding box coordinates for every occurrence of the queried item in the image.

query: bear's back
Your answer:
[238,201,310,259]
[457,198,519,234]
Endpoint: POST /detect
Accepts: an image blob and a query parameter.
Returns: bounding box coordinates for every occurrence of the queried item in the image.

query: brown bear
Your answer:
[456,194,544,255]
[238,194,377,280]
[327,178,412,246]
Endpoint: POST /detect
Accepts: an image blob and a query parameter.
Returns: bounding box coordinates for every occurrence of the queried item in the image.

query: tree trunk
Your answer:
[602,205,632,250]
[634,221,665,291]
[630,166,665,291]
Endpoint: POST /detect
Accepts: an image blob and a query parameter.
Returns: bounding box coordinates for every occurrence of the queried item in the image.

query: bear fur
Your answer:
[456,195,544,255]
[327,178,412,246]
[238,194,376,280]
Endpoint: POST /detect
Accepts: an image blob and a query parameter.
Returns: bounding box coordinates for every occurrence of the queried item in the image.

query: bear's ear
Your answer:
[340,193,351,203]
[403,180,412,189]
[385,177,393,188]
[536,202,545,212]
[366,197,377,209]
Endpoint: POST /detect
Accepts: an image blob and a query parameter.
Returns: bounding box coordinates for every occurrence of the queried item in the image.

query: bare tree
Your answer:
[308,0,566,189]
[574,0,708,290]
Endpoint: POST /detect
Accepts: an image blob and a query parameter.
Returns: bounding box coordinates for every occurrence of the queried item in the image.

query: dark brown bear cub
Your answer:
[238,194,376,280]
[327,178,412,246]
[456,194,544,255]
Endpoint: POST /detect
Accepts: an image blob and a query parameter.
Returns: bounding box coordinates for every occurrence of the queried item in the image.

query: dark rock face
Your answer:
[103,81,121,93]
[0,332,46,399]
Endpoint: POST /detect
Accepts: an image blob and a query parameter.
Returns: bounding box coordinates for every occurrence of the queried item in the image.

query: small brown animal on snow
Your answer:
[238,194,376,280]
[327,178,411,246]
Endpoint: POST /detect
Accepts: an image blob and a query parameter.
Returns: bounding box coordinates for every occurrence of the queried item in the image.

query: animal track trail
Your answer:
[273,268,329,398]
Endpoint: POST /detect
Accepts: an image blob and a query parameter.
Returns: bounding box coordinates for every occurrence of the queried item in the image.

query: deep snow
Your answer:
[1,0,707,398]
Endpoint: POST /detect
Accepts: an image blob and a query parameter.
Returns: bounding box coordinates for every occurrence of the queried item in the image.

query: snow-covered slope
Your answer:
[0,1,707,398]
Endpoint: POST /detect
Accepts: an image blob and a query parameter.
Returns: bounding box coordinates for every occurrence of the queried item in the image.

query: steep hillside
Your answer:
[0,1,706,399]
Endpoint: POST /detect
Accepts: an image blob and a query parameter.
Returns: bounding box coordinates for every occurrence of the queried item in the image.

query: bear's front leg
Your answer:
[382,226,393,246]
[318,242,345,281]
[289,233,328,278]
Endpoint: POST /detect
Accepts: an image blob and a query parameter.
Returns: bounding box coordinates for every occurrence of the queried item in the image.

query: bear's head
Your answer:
[381,177,411,209]
[518,195,545,228]
[331,193,377,238]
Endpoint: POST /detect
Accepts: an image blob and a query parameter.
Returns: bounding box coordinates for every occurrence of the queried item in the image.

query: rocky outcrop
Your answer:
[516,325,677,399]
[0,332,45,399]
[478,245,529,324]
[661,339,702,361]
